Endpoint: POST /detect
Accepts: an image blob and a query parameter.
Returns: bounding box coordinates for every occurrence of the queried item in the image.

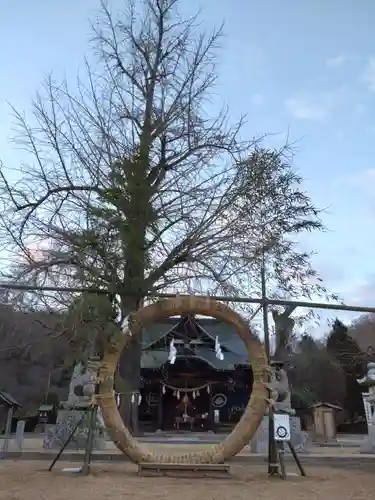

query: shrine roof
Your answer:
[141,348,249,370]
[309,402,343,410]
[142,316,249,358]
[0,390,21,408]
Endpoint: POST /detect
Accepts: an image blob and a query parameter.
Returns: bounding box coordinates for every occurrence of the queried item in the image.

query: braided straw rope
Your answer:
[97,295,270,464]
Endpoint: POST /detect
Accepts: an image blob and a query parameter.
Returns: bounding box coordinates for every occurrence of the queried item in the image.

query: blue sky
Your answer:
[1,0,375,334]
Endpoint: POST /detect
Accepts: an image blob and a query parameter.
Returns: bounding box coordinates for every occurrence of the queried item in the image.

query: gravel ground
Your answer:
[1,461,375,500]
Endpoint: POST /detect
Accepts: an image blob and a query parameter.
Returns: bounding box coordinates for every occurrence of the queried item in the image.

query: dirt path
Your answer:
[1,461,374,500]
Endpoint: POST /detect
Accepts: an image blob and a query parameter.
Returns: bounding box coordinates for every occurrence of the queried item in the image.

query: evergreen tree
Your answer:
[289,333,346,410]
[326,318,366,421]
[298,333,321,354]
[326,319,364,375]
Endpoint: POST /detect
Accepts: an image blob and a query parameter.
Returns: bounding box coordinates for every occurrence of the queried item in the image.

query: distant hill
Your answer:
[0,304,72,416]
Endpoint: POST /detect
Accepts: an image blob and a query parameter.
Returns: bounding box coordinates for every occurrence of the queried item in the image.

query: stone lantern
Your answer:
[357,362,375,453]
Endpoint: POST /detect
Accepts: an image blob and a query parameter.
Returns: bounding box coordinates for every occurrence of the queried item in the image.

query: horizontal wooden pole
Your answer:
[0,282,374,314]
[265,298,375,314]
[155,293,375,314]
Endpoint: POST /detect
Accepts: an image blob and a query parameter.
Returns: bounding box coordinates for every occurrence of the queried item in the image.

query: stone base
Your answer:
[43,409,106,450]
[313,437,338,445]
[360,426,375,453]
[251,416,311,454]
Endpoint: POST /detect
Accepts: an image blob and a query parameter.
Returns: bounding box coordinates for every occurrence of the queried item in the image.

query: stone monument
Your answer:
[251,307,311,453]
[357,362,375,453]
[43,358,106,450]
[268,362,295,415]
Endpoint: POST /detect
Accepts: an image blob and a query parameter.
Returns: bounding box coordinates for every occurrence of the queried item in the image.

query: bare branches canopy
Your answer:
[0,0,329,318]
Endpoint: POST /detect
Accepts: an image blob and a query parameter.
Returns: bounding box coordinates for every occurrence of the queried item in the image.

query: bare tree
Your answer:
[0,0,332,427]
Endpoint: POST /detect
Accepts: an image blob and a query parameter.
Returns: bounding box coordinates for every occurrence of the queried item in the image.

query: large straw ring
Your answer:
[97,296,269,464]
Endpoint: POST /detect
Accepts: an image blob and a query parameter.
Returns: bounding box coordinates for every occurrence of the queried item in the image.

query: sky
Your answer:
[1,0,375,336]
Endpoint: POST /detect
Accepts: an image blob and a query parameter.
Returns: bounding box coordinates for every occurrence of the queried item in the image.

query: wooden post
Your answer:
[82,406,97,476]
[131,393,140,436]
[260,261,282,476]
[2,405,14,453]
[48,411,86,472]
[158,385,163,431]
[129,397,134,432]
[209,390,214,432]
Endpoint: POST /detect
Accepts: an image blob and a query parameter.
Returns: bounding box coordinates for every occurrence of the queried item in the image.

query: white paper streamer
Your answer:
[215,336,224,360]
[121,315,131,336]
[168,338,177,364]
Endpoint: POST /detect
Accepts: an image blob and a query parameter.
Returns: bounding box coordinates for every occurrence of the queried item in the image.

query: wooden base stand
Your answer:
[137,462,230,478]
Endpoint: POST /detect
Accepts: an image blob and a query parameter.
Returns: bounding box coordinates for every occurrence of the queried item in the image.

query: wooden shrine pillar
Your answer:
[209,390,215,432]
[157,384,163,431]
[2,405,14,453]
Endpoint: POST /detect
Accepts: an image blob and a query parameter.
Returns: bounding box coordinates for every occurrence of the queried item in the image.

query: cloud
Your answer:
[347,278,375,307]
[302,275,375,338]
[326,54,346,68]
[285,89,345,121]
[334,169,375,219]
[341,169,375,191]
[285,97,327,121]
[362,56,375,92]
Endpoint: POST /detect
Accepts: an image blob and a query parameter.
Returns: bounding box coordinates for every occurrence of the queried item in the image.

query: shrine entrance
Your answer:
[135,314,254,432]
[160,357,214,431]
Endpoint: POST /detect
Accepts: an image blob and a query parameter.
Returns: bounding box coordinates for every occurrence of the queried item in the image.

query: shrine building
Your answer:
[133,315,253,432]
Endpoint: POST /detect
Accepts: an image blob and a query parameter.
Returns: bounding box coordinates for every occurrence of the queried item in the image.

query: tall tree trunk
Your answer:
[117,295,143,435]
[117,138,152,433]
[272,308,296,361]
